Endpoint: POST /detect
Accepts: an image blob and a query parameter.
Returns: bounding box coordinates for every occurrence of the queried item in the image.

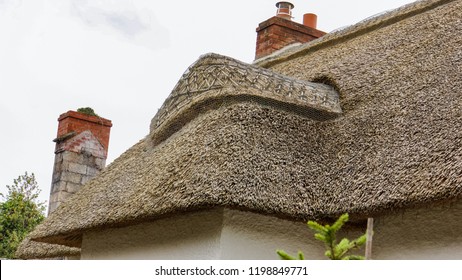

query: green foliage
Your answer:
[277,250,305,260]
[0,172,45,259]
[77,107,99,117]
[277,213,367,260]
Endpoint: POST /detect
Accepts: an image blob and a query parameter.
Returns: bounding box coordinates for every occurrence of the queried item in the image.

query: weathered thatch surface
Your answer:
[14,237,80,259]
[150,53,341,145]
[29,0,461,247]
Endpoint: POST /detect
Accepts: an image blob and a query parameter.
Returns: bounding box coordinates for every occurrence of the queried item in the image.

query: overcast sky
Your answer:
[0,0,417,212]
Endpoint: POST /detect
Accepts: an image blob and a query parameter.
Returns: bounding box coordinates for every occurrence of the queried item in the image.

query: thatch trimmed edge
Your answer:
[14,237,80,259]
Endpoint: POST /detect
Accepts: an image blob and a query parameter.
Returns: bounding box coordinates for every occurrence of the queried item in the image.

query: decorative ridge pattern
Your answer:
[149,53,341,145]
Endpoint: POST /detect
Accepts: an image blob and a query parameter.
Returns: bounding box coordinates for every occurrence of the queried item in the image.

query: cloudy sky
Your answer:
[0,0,417,211]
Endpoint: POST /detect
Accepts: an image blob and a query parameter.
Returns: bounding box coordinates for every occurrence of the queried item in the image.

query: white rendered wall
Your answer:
[220,209,329,259]
[80,208,361,260]
[372,200,462,260]
[81,200,462,260]
[81,209,223,260]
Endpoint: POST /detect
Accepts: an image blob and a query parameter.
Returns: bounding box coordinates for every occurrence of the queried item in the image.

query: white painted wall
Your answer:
[373,200,462,260]
[81,209,224,260]
[81,200,462,260]
[219,209,328,259]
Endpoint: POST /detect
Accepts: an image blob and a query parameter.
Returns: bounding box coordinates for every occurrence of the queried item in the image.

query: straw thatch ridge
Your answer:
[14,237,80,259]
[149,53,341,146]
[255,0,457,67]
[28,0,462,247]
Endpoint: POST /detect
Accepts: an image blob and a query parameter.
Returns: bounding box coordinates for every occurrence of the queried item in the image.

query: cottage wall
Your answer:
[373,200,462,259]
[80,208,329,260]
[80,209,223,260]
[79,202,462,260]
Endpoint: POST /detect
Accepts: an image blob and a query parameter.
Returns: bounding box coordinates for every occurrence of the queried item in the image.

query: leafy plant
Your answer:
[77,107,99,117]
[277,213,367,260]
[0,172,45,259]
[277,250,305,260]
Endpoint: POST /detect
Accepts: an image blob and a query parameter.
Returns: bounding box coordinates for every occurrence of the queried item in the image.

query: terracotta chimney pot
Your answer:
[303,13,318,29]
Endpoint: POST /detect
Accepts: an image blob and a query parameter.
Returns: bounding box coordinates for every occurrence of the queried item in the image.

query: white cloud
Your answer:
[0,0,20,11]
[69,0,169,50]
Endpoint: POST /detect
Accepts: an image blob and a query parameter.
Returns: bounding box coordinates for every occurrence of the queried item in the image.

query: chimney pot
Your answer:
[303,13,318,29]
[255,3,326,60]
[276,2,294,20]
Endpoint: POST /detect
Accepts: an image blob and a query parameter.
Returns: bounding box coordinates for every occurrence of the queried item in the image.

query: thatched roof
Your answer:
[255,0,457,67]
[150,53,341,145]
[14,237,80,259]
[29,0,461,247]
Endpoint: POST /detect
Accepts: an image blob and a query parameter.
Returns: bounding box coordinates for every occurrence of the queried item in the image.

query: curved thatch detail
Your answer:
[150,53,341,145]
[14,237,80,259]
[29,0,461,247]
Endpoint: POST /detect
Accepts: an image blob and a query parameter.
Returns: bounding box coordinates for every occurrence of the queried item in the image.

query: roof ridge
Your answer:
[149,53,341,146]
[255,0,456,67]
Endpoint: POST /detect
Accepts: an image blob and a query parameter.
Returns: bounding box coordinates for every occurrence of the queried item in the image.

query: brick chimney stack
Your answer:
[48,110,112,214]
[255,2,326,60]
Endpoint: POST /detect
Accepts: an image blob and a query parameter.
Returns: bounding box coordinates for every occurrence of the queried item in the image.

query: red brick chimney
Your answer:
[255,2,326,59]
[48,110,112,214]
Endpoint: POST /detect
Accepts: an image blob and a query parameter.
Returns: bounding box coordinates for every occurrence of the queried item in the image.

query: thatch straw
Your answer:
[14,237,80,259]
[255,0,457,67]
[149,53,341,145]
[28,0,462,247]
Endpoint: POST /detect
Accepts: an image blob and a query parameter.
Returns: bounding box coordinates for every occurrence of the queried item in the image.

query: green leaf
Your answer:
[277,250,297,260]
[325,251,332,258]
[337,238,350,249]
[277,213,368,261]
[334,238,350,257]
[314,233,326,242]
[77,107,99,117]
[342,255,366,260]
[331,213,349,232]
[1,172,45,259]
[351,234,367,247]
[307,221,327,233]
